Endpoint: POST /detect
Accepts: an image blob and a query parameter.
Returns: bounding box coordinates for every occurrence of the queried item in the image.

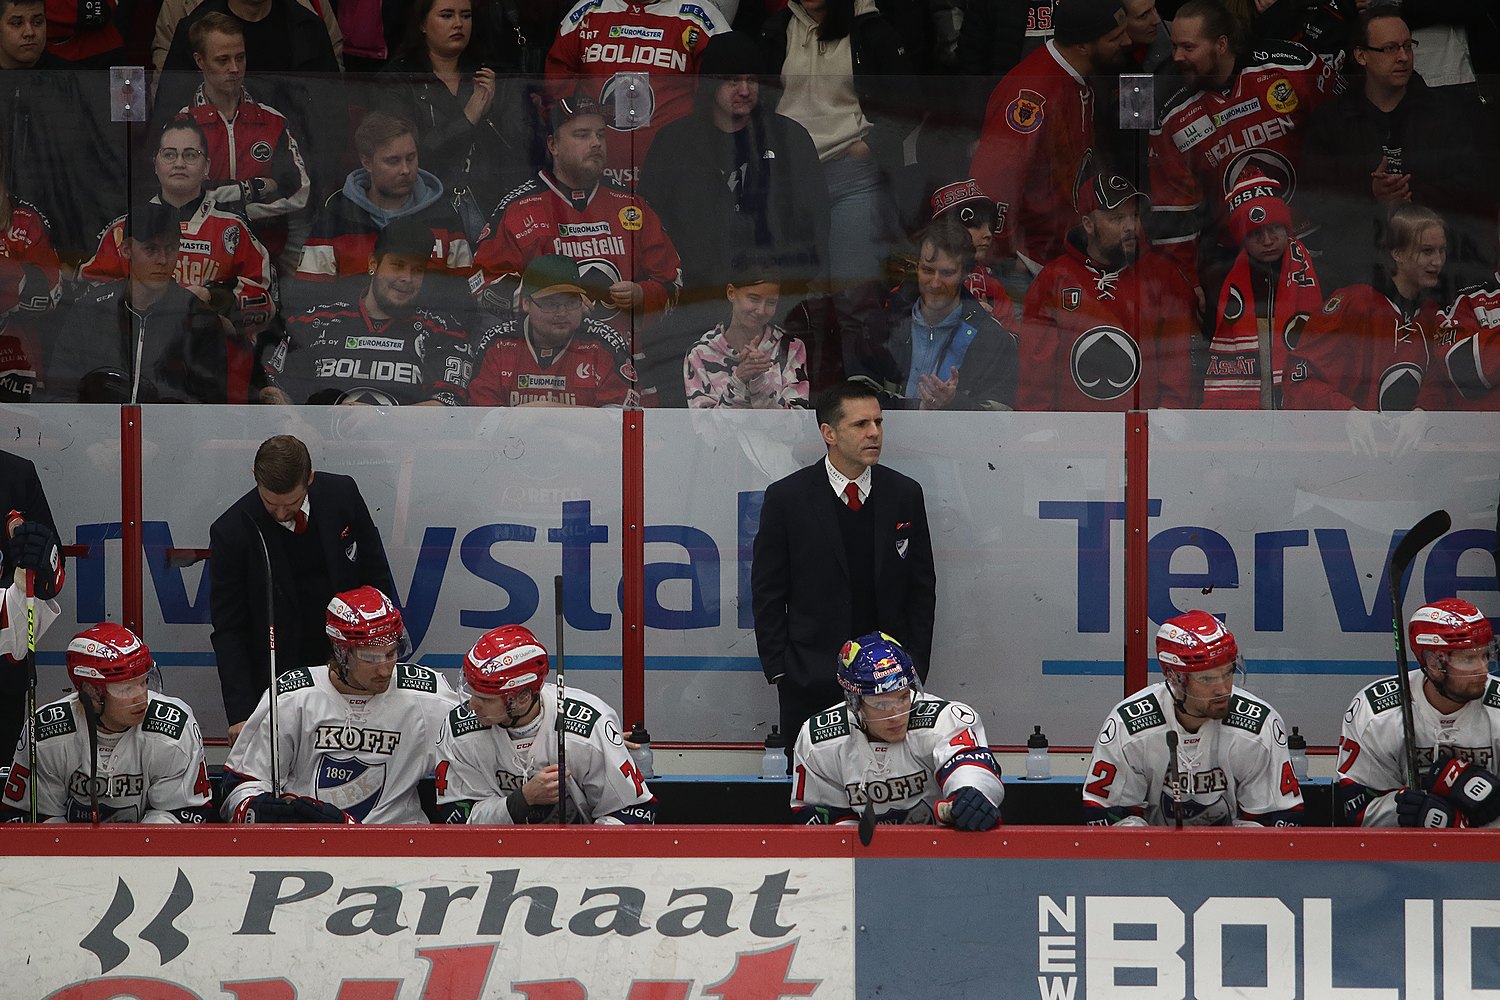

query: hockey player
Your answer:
[1018,173,1197,411]
[1337,598,1500,828]
[435,624,655,824]
[1,623,213,824]
[790,632,1004,831]
[221,586,459,823]
[468,254,640,407]
[1083,611,1304,827]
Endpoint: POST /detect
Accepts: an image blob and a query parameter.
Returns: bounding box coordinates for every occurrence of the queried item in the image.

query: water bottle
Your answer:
[761,726,788,778]
[627,722,654,780]
[1026,725,1051,780]
[1288,726,1308,783]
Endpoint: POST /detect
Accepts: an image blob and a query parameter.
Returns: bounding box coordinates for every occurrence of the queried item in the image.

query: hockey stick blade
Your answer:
[1388,509,1450,788]
[858,796,876,847]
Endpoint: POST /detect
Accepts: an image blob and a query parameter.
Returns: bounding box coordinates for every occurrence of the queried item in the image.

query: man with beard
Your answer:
[1083,611,1303,827]
[969,0,1130,281]
[1149,0,1340,301]
[1017,173,1195,410]
[265,217,473,405]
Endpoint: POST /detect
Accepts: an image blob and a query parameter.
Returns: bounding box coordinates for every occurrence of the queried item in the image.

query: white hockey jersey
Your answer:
[222,663,459,824]
[1083,682,1303,827]
[1337,670,1500,827]
[790,693,1004,826]
[3,693,211,823]
[435,683,654,824]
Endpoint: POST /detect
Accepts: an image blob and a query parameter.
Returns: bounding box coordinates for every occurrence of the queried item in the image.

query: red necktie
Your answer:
[293,510,308,534]
[843,482,862,512]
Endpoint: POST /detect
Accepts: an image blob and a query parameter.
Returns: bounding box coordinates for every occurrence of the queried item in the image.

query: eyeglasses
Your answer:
[157,147,206,163]
[530,294,585,313]
[1360,39,1417,55]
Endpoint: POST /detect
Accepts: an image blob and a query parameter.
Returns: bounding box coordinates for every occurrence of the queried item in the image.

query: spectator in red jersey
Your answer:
[82,119,276,338]
[1202,170,1322,409]
[1284,203,1447,416]
[0,142,61,402]
[177,12,312,266]
[1434,212,1500,412]
[266,217,474,406]
[469,253,640,407]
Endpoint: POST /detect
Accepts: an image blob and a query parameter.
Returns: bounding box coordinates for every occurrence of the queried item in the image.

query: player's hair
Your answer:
[920,215,977,269]
[190,10,244,55]
[1174,0,1246,56]
[253,435,313,493]
[159,116,209,153]
[1382,204,1445,270]
[354,111,418,161]
[1350,7,1406,52]
[816,380,881,431]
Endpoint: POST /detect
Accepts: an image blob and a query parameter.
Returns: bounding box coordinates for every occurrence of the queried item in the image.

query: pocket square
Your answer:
[896,521,911,531]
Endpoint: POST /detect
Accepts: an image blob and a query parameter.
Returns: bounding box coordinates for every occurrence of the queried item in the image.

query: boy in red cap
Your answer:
[929,178,1015,325]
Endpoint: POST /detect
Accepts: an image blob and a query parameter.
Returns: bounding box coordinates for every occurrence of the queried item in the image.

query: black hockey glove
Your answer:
[1428,757,1500,827]
[244,793,354,824]
[945,786,1001,831]
[1395,787,1463,828]
[9,518,64,600]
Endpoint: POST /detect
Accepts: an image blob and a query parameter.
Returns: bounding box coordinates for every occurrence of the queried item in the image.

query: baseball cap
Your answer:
[1053,0,1126,45]
[548,93,606,134]
[126,200,179,245]
[1225,169,1293,243]
[522,254,609,301]
[930,179,996,226]
[373,217,436,261]
[1077,173,1147,215]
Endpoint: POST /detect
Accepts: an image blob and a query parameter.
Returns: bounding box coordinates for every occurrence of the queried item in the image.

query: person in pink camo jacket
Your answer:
[683,254,809,408]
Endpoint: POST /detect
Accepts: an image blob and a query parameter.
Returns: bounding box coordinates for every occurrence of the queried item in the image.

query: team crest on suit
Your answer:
[1006,90,1046,134]
[1062,288,1082,311]
[896,538,909,559]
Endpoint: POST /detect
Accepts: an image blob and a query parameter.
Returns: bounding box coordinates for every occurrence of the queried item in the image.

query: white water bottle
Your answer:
[628,722,654,780]
[1288,726,1308,783]
[761,726,788,778]
[1026,725,1051,780]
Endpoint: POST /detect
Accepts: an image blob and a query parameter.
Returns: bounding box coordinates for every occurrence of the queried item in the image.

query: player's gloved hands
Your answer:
[944,786,1001,831]
[243,793,355,824]
[8,517,63,600]
[1395,787,1463,828]
[1428,757,1500,827]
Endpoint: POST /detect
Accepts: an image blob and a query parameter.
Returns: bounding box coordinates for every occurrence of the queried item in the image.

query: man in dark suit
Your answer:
[209,434,395,743]
[751,381,937,759]
[0,450,65,757]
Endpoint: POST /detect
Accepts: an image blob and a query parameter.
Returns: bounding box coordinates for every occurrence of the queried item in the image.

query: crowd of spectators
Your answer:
[0,0,1498,413]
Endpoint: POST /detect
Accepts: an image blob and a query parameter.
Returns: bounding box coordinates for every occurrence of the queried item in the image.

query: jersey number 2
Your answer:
[1085,760,1117,798]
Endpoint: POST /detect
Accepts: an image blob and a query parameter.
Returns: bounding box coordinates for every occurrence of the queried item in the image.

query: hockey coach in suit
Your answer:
[751,380,937,759]
[210,434,395,742]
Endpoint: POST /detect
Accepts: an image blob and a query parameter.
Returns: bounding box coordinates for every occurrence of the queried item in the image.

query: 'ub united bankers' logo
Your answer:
[1377,361,1424,414]
[1070,325,1141,401]
[1006,89,1046,134]
[317,754,387,821]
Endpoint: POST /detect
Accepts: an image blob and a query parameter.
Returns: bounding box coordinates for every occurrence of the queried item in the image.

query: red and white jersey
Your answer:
[1018,236,1197,410]
[1083,682,1303,827]
[3,693,211,824]
[435,683,655,825]
[469,315,640,406]
[1337,671,1500,827]
[1281,283,1437,412]
[179,88,311,227]
[82,189,276,335]
[472,171,682,341]
[546,0,727,185]
[1434,274,1500,411]
[0,200,62,319]
[222,663,460,824]
[1149,43,1341,285]
[790,693,1004,827]
[969,41,1096,270]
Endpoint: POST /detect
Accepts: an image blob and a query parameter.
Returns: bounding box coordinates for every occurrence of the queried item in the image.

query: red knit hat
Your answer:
[930,178,995,225]
[1226,169,1292,243]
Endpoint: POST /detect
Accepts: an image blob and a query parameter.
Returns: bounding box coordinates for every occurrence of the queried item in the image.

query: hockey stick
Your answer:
[6,511,37,823]
[858,790,876,847]
[1389,509,1451,788]
[247,514,282,797]
[1166,730,1182,831]
[553,574,568,824]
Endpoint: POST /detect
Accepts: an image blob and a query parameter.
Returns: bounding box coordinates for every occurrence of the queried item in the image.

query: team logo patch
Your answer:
[1248,205,1266,225]
[1223,286,1245,322]
[1266,78,1298,114]
[619,362,638,382]
[1006,90,1046,134]
[223,223,241,256]
[316,755,386,822]
[1070,325,1141,400]
[1062,287,1082,311]
[896,538,909,559]
[1283,312,1310,350]
[1376,362,1423,414]
[619,206,644,231]
[682,26,700,49]
[250,141,273,162]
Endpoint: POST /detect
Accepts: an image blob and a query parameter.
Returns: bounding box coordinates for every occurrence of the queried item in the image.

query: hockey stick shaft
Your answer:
[553,574,567,823]
[1166,730,1181,831]
[1388,509,1451,787]
[249,517,282,797]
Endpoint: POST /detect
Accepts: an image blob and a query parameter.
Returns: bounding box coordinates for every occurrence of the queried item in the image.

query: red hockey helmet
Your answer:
[66,623,153,691]
[463,624,549,697]
[325,587,408,659]
[1409,599,1494,658]
[1156,611,1240,674]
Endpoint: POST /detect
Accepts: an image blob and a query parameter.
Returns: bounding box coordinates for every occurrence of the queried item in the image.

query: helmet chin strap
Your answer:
[1421,652,1475,706]
[1166,672,1212,721]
